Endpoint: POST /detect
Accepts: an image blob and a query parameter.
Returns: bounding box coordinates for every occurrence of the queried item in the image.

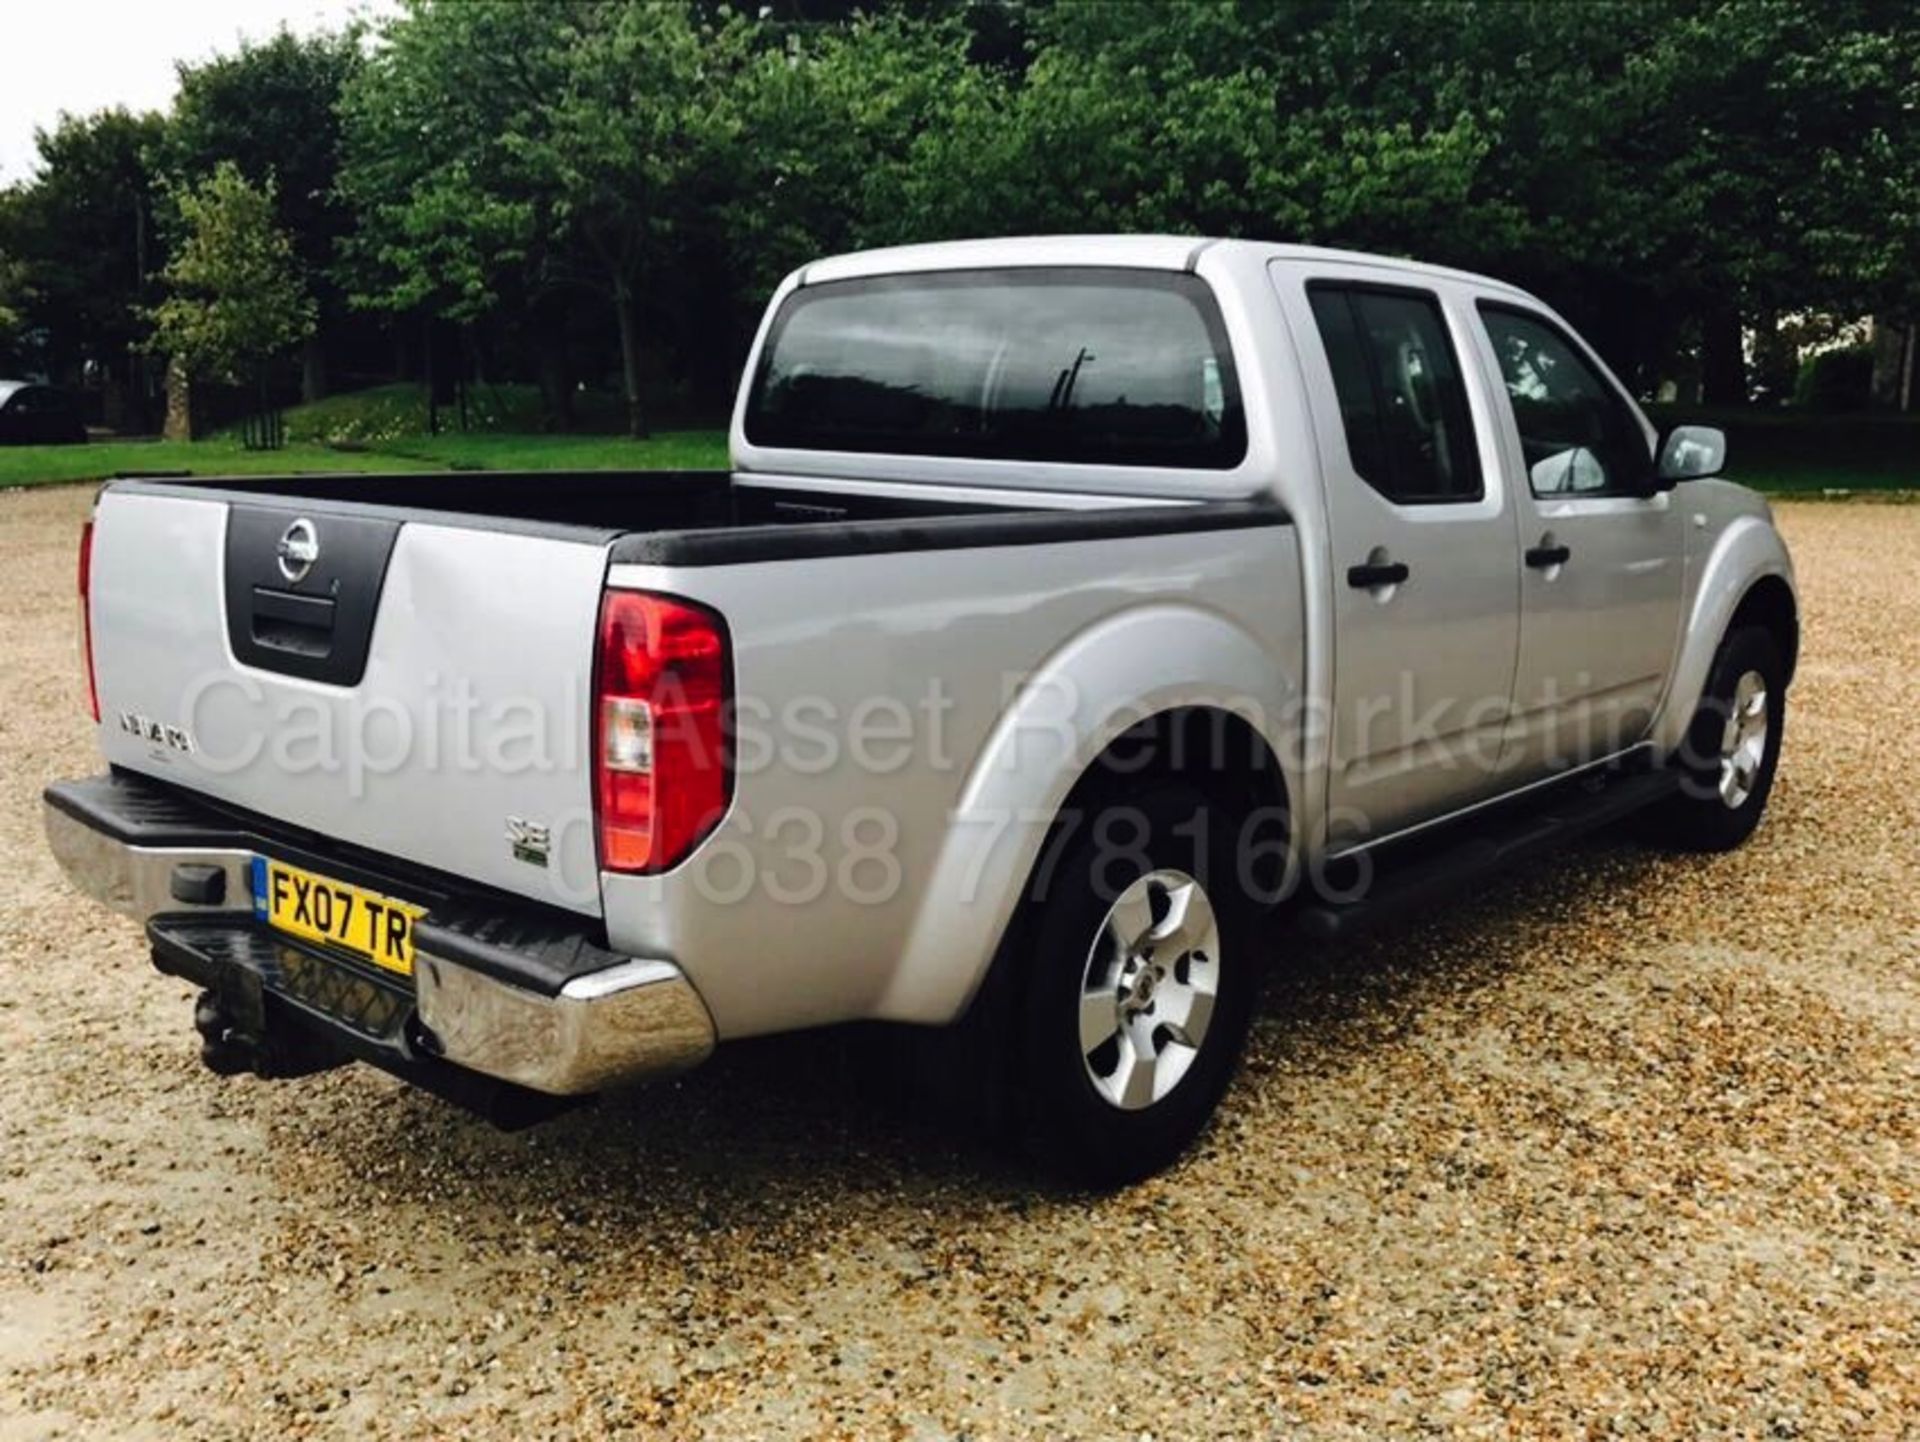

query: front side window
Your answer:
[1479,305,1650,496]
[1307,284,1482,504]
[744,268,1247,469]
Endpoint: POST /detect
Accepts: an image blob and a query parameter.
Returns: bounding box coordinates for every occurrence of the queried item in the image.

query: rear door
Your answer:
[1470,302,1686,776]
[88,486,610,914]
[1272,263,1522,847]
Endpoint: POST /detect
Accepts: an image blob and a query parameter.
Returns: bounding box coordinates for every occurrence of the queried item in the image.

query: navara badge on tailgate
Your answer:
[276,517,319,583]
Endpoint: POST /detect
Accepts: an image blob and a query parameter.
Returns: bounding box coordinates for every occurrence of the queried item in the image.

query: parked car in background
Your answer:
[0,381,87,445]
[44,237,1797,1185]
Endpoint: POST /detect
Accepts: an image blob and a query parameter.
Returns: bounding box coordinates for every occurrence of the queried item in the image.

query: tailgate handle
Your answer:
[250,586,336,658]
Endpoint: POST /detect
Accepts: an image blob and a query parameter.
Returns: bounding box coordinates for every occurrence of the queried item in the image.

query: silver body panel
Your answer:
[72,236,1796,1072]
[603,524,1306,1036]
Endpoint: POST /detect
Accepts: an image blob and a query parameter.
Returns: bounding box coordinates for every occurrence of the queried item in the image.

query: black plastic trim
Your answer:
[1295,764,1679,941]
[414,907,629,997]
[610,496,1288,568]
[47,771,252,849]
[224,506,398,684]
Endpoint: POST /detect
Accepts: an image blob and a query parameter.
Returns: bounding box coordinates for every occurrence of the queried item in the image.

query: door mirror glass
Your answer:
[1657,424,1727,482]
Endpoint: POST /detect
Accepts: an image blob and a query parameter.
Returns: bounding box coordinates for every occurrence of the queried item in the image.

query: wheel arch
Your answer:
[1056,704,1292,824]
[1651,514,1798,757]
[1727,572,1799,685]
[873,602,1302,1027]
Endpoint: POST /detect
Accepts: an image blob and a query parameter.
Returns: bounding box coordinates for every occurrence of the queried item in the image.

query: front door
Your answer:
[1276,266,1522,848]
[1471,303,1686,778]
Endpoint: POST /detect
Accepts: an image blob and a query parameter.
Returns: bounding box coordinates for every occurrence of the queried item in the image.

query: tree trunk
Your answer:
[1700,303,1747,407]
[300,336,328,404]
[162,354,192,441]
[534,315,574,433]
[613,287,649,439]
[1746,310,1795,408]
[423,315,439,437]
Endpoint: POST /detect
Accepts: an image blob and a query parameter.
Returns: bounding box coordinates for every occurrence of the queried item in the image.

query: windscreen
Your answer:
[744,268,1247,469]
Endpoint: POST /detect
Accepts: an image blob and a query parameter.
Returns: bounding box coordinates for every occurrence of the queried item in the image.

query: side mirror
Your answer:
[1657,424,1728,484]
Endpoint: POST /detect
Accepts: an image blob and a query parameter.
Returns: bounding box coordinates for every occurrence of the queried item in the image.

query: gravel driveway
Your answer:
[1,484,1914,1440]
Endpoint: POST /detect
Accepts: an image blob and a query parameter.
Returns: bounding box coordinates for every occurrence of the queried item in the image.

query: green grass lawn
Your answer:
[0,431,729,490]
[260,381,640,446]
[372,431,731,472]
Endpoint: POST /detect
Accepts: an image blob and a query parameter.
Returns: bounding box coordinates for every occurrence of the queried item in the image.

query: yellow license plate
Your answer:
[255,858,424,977]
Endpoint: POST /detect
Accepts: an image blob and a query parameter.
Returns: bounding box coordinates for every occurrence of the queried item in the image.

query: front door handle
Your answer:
[1347,560,1410,589]
[1525,543,1571,569]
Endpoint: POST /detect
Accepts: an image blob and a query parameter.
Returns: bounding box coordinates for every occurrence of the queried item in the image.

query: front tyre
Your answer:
[1653,626,1786,852]
[1013,782,1259,1188]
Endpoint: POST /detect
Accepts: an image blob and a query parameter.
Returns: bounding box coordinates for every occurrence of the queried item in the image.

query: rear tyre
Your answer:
[1651,625,1785,852]
[1009,781,1260,1188]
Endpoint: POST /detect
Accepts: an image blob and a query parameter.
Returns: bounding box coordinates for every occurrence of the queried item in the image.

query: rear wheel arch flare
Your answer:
[1059,704,1291,827]
[1026,705,1296,925]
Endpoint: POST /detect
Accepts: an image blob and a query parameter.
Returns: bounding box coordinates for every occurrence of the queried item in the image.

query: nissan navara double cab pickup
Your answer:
[47,237,1797,1184]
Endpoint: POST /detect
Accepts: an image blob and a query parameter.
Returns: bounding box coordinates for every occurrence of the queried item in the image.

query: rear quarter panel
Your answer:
[602,520,1305,1038]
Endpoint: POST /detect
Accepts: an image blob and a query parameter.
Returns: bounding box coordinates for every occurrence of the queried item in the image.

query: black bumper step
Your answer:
[149,913,576,1130]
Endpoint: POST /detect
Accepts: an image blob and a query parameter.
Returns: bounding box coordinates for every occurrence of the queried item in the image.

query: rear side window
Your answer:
[744,268,1247,469]
[1307,285,1481,504]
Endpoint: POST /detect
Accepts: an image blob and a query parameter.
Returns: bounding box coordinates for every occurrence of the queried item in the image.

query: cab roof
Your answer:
[796,235,1533,302]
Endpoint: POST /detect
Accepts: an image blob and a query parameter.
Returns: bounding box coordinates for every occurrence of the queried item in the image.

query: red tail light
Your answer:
[78,518,99,722]
[592,590,731,873]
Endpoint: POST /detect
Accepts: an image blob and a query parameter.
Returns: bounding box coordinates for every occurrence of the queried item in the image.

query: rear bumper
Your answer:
[43,774,715,1097]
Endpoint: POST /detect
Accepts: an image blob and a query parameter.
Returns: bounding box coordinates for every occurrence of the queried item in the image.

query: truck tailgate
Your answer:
[88,487,608,916]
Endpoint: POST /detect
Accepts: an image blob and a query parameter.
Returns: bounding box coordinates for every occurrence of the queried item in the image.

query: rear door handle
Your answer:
[1346,561,1410,589]
[1525,543,1571,569]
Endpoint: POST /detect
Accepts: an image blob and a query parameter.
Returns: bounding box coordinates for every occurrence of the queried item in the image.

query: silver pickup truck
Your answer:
[47,236,1796,1184]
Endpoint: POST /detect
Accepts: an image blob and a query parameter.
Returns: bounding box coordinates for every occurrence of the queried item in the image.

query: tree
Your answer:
[1397,0,1920,399]
[5,0,1912,422]
[2,109,165,411]
[0,194,35,369]
[519,3,753,437]
[837,2,1521,261]
[721,13,991,288]
[341,1,752,436]
[159,28,362,401]
[337,0,578,423]
[146,163,315,428]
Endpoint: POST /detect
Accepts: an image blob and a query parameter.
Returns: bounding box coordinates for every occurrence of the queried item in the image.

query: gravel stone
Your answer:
[0,484,1914,1438]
